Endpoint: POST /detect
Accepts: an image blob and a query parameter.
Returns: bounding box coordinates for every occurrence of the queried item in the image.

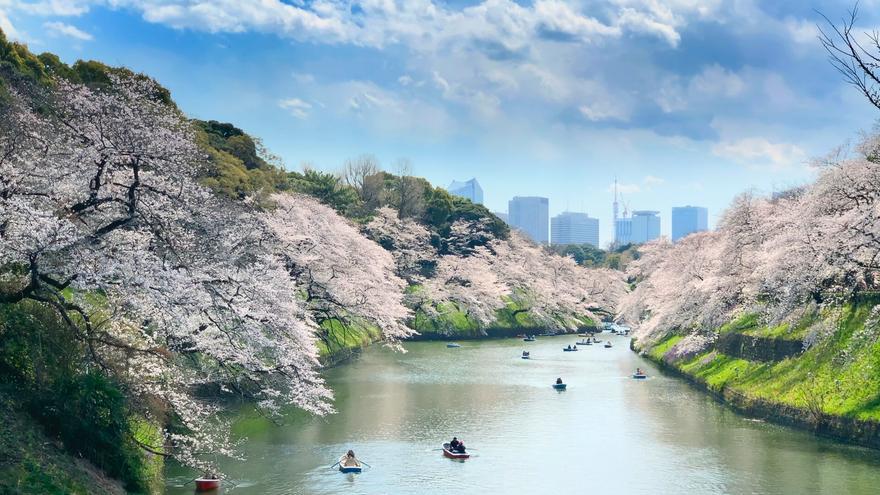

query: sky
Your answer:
[2,0,879,246]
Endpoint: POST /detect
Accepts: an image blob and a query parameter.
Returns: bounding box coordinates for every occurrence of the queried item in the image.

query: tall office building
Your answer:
[615,217,633,246]
[447,178,484,205]
[672,205,708,241]
[631,210,661,243]
[508,196,549,244]
[551,212,599,247]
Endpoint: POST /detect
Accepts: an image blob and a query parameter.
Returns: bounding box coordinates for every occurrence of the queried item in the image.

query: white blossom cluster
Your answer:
[366,210,627,331]
[0,77,334,469]
[621,133,880,351]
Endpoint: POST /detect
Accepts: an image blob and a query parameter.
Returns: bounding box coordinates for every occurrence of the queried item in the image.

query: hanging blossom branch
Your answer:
[0,76,331,471]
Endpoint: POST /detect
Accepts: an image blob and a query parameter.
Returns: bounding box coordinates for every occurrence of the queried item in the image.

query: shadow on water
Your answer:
[165,334,880,494]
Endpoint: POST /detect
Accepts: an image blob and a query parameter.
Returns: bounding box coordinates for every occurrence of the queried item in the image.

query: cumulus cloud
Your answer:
[712,137,807,169]
[44,21,92,40]
[0,0,844,150]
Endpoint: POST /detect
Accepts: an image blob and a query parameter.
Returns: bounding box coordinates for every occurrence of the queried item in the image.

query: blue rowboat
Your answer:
[447,343,461,348]
[338,455,363,473]
[552,383,567,390]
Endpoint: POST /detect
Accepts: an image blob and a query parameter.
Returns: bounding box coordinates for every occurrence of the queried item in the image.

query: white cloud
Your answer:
[784,18,817,45]
[43,21,92,40]
[18,1,91,16]
[712,137,807,169]
[278,97,312,119]
[618,7,681,47]
[579,104,617,122]
[0,10,20,40]
[643,175,665,186]
[533,0,620,42]
[608,182,641,194]
[690,65,745,97]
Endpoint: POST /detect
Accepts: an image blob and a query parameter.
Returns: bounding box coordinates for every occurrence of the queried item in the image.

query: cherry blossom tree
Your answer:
[363,206,437,282]
[0,76,330,470]
[263,193,413,346]
[623,132,880,353]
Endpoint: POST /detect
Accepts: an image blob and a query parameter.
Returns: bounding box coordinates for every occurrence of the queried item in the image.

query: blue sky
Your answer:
[3,0,879,245]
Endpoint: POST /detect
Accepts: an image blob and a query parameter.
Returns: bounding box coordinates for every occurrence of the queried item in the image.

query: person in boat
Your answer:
[449,437,461,452]
[457,440,466,453]
[566,345,571,350]
[342,449,359,467]
[635,368,643,376]
[556,377,563,384]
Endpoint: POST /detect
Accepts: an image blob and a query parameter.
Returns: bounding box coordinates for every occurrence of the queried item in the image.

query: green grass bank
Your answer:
[633,298,880,448]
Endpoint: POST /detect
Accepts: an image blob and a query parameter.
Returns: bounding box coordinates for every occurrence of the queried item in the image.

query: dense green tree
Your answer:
[288,169,359,212]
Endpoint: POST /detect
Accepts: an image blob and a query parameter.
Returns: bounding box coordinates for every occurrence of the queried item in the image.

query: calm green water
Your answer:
[165,334,880,494]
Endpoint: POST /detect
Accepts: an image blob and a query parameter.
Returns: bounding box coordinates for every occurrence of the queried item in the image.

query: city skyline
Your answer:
[476,176,709,247]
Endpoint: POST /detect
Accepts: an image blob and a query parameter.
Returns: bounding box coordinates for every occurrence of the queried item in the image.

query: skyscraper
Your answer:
[551,212,599,247]
[672,205,708,242]
[615,217,633,246]
[447,178,483,204]
[630,210,661,243]
[508,196,549,244]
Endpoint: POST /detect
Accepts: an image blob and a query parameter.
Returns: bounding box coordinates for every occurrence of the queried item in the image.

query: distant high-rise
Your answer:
[631,210,661,243]
[447,178,483,205]
[615,217,632,246]
[551,212,599,247]
[672,206,708,242]
[508,196,549,244]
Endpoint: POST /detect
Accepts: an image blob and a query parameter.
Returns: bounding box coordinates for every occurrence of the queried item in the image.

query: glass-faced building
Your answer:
[509,196,549,244]
[671,206,708,242]
[551,212,599,247]
[447,178,484,205]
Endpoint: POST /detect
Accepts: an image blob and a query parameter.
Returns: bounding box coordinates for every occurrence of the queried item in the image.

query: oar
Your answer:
[329,460,341,469]
[360,460,373,469]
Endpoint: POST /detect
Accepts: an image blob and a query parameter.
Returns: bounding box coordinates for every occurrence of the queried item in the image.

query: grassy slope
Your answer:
[0,389,126,495]
[641,300,880,422]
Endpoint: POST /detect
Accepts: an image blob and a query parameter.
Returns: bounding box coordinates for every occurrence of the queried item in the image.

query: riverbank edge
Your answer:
[319,325,599,367]
[631,339,880,450]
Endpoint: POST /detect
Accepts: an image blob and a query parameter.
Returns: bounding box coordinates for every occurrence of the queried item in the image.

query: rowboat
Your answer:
[442,443,470,459]
[447,343,461,348]
[521,351,530,359]
[563,347,578,352]
[194,478,220,491]
[338,455,363,473]
[604,342,613,348]
[523,336,536,342]
[552,383,567,390]
[632,373,647,379]
[576,340,590,345]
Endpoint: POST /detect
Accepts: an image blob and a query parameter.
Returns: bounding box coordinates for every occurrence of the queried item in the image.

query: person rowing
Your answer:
[342,449,359,467]
[449,437,466,453]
